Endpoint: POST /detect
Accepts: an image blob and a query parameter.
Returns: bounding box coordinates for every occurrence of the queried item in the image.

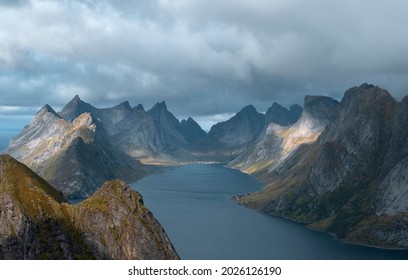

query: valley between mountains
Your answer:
[2,83,408,259]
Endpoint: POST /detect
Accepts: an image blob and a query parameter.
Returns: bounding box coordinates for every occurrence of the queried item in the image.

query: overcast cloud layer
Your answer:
[1,0,408,130]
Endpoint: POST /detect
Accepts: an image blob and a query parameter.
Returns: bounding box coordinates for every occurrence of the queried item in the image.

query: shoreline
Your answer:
[231,194,408,252]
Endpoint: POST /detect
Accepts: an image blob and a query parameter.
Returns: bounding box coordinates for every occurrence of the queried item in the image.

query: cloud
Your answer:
[0,0,29,7]
[1,0,408,129]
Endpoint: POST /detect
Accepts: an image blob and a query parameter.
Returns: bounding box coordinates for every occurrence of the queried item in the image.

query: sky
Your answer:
[1,0,408,131]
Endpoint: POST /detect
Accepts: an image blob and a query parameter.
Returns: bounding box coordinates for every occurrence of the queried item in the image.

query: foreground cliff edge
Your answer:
[0,155,179,260]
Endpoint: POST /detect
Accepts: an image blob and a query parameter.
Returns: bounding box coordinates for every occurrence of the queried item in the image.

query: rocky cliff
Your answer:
[0,155,179,259]
[236,84,408,249]
[230,96,337,176]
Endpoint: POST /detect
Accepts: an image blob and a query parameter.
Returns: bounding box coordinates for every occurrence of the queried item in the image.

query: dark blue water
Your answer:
[131,164,408,260]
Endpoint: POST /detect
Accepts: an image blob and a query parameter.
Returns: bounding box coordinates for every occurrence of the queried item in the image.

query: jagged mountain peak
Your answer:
[180,118,189,124]
[179,117,207,143]
[116,100,132,109]
[181,117,196,124]
[265,102,302,126]
[271,102,283,109]
[72,94,81,101]
[37,104,61,118]
[60,95,96,123]
[238,104,258,115]
[208,105,265,148]
[359,83,376,90]
[134,104,145,111]
[150,101,167,111]
[147,101,171,121]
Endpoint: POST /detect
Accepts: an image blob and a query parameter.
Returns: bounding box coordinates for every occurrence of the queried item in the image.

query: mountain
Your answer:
[0,155,179,259]
[230,96,338,175]
[265,102,302,126]
[60,97,206,162]
[5,96,212,197]
[59,95,98,123]
[236,84,408,249]
[179,117,207,143]
[208,105,265,148]
[6,103,146,198]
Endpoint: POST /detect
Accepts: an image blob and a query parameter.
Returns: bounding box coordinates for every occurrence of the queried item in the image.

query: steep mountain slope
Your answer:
[0,155,179,260]
[230,96,338,175]
[237,84,408,249]
[6,105,146,198]
[375,96,408,215]
[59,95,98,123]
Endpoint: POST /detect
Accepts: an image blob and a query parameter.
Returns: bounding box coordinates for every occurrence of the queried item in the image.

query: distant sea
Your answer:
[0,130,18,152]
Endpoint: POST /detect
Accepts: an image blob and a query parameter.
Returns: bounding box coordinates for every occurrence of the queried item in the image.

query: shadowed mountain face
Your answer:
[236,84,408,249]
[265,102,302,126]
[0,155,179,260]
[208,105,265,148]
[59,95,98,123]
[179,117,207,143]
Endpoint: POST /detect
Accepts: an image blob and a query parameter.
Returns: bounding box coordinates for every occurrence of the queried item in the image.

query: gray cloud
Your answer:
[1,0,408,130]
[0,0,29,7]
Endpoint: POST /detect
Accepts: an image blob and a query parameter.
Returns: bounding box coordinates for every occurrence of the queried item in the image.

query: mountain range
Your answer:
[3,83,408,250]
[5,95,301,198]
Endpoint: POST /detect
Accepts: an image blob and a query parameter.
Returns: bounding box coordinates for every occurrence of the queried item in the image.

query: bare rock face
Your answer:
[237,84,408,249]
[0,155,179,260]
[208,105,265,148]
[230,96,337,175]
[6,101,147,198]
[68,180,179,260]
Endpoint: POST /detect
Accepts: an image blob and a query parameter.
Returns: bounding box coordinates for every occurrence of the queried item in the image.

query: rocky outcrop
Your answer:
[0,155,179,260]
[68,179,178,260]
[236,84,408,249]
